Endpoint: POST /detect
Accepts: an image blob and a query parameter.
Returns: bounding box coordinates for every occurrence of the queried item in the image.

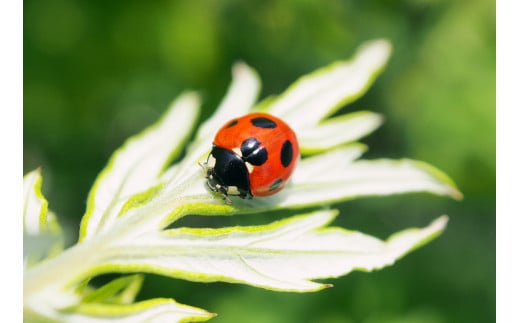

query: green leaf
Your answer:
[272,155,463,208]
[26,298,215,323]
[70,299,215,323]
[196,62,260,142]
[23,169,63,266]
[23,168,49,235]
[264,39,391,130]
[85,210,448,292]
[79,93,200,242]
[82,275,144,304]
[24,39,459,323]
[298,111,384,154]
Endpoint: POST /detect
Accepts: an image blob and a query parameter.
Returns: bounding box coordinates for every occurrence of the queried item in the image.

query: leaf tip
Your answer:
[177,90,202,108]
[451,188,464,201]
[412,160,463,200]
[432,215,449,231]
[356,39,393,68]
[232,61,258,78]
[185,310,217,323]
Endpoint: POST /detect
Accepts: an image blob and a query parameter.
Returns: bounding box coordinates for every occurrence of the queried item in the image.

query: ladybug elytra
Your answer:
[203,112,299,200]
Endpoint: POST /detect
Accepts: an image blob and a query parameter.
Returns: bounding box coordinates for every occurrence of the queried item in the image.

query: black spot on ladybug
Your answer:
[241,137,268,166]
[280,140,293,167]
[269,178,284,191]
[251,117,277,129]
[225,119,239,128]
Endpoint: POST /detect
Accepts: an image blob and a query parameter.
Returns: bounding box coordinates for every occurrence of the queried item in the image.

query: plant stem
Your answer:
[24,189,187,303]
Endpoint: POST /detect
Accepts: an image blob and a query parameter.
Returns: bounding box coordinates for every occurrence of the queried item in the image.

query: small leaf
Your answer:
[57,299,214,323]
[298,111,383,154]
[23,168,49,235]
[89,211,448,292]
[82,275,144,304]
[278,157,462,208]
[265,39,391,130]
[80,93,200,242]
[196,62,260,141]
[23,169,63,265]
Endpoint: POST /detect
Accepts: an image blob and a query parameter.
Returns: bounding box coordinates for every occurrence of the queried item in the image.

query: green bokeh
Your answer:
[24,0,495,322]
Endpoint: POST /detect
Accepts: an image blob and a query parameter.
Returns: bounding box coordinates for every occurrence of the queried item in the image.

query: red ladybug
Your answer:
[203,112,299,199]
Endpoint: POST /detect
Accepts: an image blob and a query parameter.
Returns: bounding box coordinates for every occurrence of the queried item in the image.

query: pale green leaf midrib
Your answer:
[103,244,390,258]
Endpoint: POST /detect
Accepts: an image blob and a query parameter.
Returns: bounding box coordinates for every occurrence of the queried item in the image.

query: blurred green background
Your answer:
[24,0,495,322]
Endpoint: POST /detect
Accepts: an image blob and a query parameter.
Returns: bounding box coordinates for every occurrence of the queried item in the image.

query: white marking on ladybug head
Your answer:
[207,155,216,168]
[232,147,242,157]
[245,162,254,174]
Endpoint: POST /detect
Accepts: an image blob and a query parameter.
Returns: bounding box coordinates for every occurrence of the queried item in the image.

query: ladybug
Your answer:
[203,112,299,200]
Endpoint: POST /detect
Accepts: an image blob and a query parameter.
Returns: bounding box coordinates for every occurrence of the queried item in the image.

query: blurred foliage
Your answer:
[24,0,495,322]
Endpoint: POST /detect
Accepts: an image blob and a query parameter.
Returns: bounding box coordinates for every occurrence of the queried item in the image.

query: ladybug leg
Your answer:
[223,194,232,204]
[198,161,207,174]
[215,184,233,204]
[206,178,233,204]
